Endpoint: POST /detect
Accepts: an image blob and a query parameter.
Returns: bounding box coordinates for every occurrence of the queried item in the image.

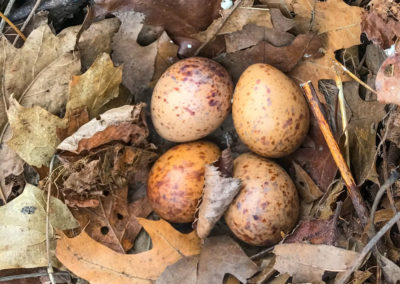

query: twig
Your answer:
[369,171,400,233]
[381,144,400,232]
[334,66,350,167]
[194,0,243,56]
[250,246,274,260]
[0,0,16,32]
[336,211,400,284]
[301,81,369,227]
[46,155,57,284]
[0,11,26,41]
[13,0,42,45]
[0,271,70,282]
[333,59,378,96]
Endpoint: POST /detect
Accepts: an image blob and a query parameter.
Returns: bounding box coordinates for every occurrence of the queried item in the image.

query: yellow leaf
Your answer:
[7,98,66,168]
[56,218,201,284]
[65,53,123,119]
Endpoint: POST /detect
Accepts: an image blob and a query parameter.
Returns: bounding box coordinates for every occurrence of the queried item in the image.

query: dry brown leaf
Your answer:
[6,98,66,168]
[70,185,152,253]
[111,11,158,102]
[56,218,201,283]
[193,0,273,44]
[378,254,400,284]
[93,0,221,48]
[6,53,122,168]
[197,236,258,283]
[273,243,359,283]
[284,215,337,245]
[0,24,79,129]
[293,162,323,218]
[152,32,179,83]
[65,53,122,119]
[287,114,338,192]
[362,0,400,49]
[344,82,386,185]
[65,17,121,70]
[157,236,258,284]
[287,0,363,100]
[58,104,147,154]
[217,33,322,81]
[195,164,241,239]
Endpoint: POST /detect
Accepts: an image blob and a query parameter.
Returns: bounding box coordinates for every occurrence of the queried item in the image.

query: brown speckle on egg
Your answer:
[151,57,233,142]
[147,141,220,223]
[225,153,299,246]
[232,63,310,158]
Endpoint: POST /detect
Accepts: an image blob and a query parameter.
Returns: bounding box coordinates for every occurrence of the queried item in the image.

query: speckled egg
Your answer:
[232,63,310,158]
[225,153,299,246]
[151,57,233,142]
[147,141,220,223]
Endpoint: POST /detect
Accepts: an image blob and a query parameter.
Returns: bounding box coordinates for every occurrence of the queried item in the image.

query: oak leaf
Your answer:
[56,218,201,283]
[0,184,79,269]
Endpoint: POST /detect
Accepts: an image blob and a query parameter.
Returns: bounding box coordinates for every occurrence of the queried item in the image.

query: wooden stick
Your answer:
[301,81,369,227]
[0,11,26,41]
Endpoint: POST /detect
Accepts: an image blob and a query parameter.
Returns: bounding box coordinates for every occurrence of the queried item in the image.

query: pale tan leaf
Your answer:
[65,53,122,119]
[273,243,359,283]
[56,218,201,283]
[196,164,241,239]
[58,104,147,154]
[112,11,158,101]
[0,184,78,269]
[7,98,66,168]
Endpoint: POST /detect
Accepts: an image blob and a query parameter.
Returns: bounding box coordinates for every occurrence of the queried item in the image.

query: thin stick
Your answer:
[333,59,378,96]
[334,66,350,167]
[194,0,243,56]
[46,155,57,284]
[0,11,26,41]
[0,271,70,282]
[336,212,400,284]
[0,0,16,32]
[369,171,400,232]
[13,0,41,45]
[301,81,369,227]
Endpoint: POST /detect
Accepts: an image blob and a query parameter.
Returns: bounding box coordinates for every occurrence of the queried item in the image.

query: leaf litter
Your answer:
[0,0,400,283]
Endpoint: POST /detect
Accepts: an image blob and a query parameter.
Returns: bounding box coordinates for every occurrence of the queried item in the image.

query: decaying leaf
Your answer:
[195,164,241,239]
[362,0,400,49]
[193,0,273,44]
[65,53,122,119]
[378,254,400,284]
[344,82,386,185]
[70,185,152,253]
[111,11,158,102]
[0,184,79,269]
[58,104,148,154]
[7,98,66,168]
[56,218,201,283]
[156,256,199,284]
[157,236,258,284]
[284,215,338,245]
[273,243,359,283]
[375,53,400,106]
[217,33,322,81]
[293,162,324,218]
[287,0,363,101]
[6,53,123,168]
[0,24,79,129]
[93,0,221,48]
[288,115,338,192]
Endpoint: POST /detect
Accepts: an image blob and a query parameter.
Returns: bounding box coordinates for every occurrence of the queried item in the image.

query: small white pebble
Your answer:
[221,0,233,10]
[187,44,192,49]
[385,44,396,57]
